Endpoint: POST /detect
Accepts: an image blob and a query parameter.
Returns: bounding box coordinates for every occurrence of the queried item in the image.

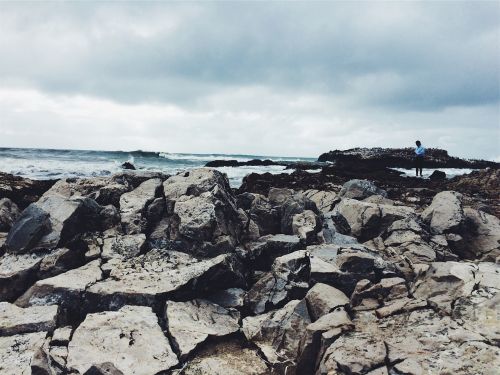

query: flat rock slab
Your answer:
[175,339,269,375]
[0,331,47,374]
[0,252,46,301]
[0,302,58,336]
[306,283,349,321]
[86,250,244,309]
[165,299,240,359]
[66,305,178,375]
[16,259,103,308]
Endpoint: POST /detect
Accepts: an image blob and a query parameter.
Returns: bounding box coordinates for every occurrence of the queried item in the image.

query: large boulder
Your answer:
[0,302,58,336]
[6,195,102,253]
[460,208,500,261]
[119,178,162,234]
[421,191,465,235]
[242,299,315,374]
[86,250,245,310]
[66,305,178,374]
[302,189,338,213]
[334,198,414,242]
[0,198,20,232]
[165,299,240,359]
[339,179,387,200]
[305,283,349,321]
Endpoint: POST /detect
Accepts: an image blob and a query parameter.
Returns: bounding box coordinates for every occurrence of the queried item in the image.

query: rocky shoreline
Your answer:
[0,149,499,374]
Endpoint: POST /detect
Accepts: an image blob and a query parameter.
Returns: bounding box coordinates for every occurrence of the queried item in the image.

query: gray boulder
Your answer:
[305,283,349,321]
[339,179,387,200]
[66,305,178,375]
[421,191,465,235]
[0,198,20,231]
[292,210,321,244]
[243,234,302,270]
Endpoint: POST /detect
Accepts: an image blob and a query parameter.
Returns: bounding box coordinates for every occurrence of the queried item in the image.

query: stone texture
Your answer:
[0,197,20,231]
[305,283,349,321]
[101,233,146,260]
[339,179,388,200]
[0,332,47,374]
[165,299,240,359]
[66,305,178,374]
[292,209,320,244]
[421,191,464,235]
[0,302,58,336]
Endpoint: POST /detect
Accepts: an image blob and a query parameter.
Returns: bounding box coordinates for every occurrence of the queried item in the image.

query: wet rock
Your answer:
[165,299,240,359]
[339,179,387,200]
[101,233,146,260]
[119,178,162,234]
[242,299,315,374]
[120,162,135,170]
[0,331,47,374]
[292,209,321,244]
[421,191,465,235]
[0,302,58,336]
[66,305,178,374]
[0,198,20,231]
[245,251,310,314]
[16,260,103,309]
[174,339,270,375]
[4,204,50,254]
[429,170,446,181]
[86,250,244,310]
[305,283,349,321]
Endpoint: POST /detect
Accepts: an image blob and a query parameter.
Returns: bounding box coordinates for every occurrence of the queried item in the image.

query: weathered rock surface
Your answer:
[0,198,20,231]
[165,299,240,359]
[421,191,465,234]
[0,252,46,301]
[0,331,47,374]
[101,233,146,260]
[243,233,302,269]
[66,305,178,374]
[339,179,387,200]
[305,283,349,321]
[0,302,58,336]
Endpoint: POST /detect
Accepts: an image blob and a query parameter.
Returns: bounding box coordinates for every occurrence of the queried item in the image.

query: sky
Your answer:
[0,1,499,160]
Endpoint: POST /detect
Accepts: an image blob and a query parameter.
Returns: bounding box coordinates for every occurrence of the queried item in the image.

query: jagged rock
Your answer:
[267,187,294,206]
[244,193,280,235]
[339,179,387,200]
[6,195,102,253]
[245,251,310,314]
[429,170,446,181]
[174,339,270,375]
[119,178,162,234]
[421,191,465,235]
[165,299,240,359]
[412,261,477,314]
[306,307,354,337]
[242,234,302,269]
[0,252,46,301]
[0,302,58,336]
[121,162,135,170]
[334,198,414,242]
[51,327,72,346]
[350,277,407,307]
[66,305,178,374]
[0,332,47,374]
[86,250,244,309]
[280,193,318,234]
[99,205,120,230]
[16,260,103,309]
[375,297,427,318]
[305,283,349,321]
[0,198,20,231]
[101,233,146,260]
[302,189,338,213]
[207,288,246,309]
[460,208,500,260]
[292,210,320,244]
[0,172,55,209]
[163,168,231,201]
[321,211,358,245]
[31,338,66,375]
[242,299,315,374]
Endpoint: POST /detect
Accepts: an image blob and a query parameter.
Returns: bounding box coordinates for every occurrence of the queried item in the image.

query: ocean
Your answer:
[0,147,314,187]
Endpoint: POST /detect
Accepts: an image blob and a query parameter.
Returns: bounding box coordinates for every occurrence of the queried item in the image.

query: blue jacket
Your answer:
[415,146,425,156]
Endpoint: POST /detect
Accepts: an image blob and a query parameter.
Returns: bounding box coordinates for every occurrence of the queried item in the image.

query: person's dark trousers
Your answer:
[415,156,423,177]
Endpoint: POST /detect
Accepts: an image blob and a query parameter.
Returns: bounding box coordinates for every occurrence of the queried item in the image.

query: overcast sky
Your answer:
[0,1,498,159]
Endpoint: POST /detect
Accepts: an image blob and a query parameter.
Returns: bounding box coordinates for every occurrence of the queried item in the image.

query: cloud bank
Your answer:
[0,2,498,159]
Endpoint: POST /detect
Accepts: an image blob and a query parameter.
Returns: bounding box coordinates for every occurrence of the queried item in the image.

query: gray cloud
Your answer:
[0,2,498,159]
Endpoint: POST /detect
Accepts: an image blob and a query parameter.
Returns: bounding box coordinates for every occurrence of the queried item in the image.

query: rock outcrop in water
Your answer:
[0,161,499,374]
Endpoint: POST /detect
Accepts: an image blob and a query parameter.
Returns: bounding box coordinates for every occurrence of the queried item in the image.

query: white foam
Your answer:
[391,168,476,179]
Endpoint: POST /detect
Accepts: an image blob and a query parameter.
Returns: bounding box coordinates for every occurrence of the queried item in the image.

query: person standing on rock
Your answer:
[415,140,425,177]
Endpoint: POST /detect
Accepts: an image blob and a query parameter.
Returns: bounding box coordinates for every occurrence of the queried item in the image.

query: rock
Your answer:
[363,194,394,205]
[243,234,302,269]
[0,252,46,301]
[6,195,102,253]
[302,189,338,213]
[165,299,240,359]
[86,250,244,310]
[119,178,162,234]
[84,362,124,375]
[429,170,446,181]
[267,187,294,206]
[241,193,280,235]
[280,193,318,234]
[66,305,178,374]
[242,299,315,374]
[0,332,47,374]
[16,260,103,309]
[460,208,500,260]
[0,171,55,209]
[412,261,477,314]
[120,162,135,170]
[292,210,320,244]
[339,179,387,200]
[101,233,146,260]
[174,339,270,375]
[306,307,354,336]
[245,251,310,314]
[421,191,465,235]
[0,198,20,231]
[334,198,414,242]
[51,326,72,346]
[375,297,427,318]
[305,283,349,321]
[99,205,120,231]
[163,168,231,201]
[207,288,246,309]
[0,302,58,336]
